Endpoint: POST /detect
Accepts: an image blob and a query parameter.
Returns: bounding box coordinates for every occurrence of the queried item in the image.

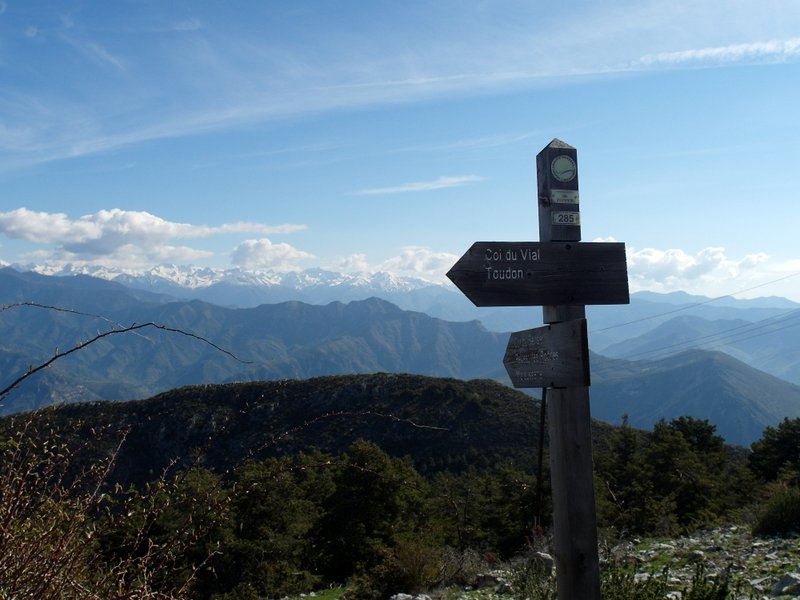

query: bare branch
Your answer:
[2,301,115,322]
[0,321,253,403]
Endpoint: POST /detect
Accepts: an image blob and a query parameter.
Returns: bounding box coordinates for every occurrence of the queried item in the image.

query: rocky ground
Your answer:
[604,526,800,598]
[386,527,800,600]
[295,527,800,600]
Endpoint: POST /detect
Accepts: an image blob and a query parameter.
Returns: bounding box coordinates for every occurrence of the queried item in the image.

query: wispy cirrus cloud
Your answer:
[637,37,800,67]
[75,39,126,71]
[355,175,484,196]
[4,2,800,171]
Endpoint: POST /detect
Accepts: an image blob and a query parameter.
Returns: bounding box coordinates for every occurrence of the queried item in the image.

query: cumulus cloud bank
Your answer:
[0,207,306,269]
[231,238,315,271]
[376,246,458,280]
[335,247,458,282]
[626,245,770,293]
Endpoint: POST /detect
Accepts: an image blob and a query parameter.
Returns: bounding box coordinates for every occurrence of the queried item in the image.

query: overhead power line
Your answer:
[591,269,800,335]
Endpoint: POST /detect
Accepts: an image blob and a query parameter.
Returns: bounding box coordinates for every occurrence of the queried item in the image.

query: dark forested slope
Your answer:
[1,374,613,488]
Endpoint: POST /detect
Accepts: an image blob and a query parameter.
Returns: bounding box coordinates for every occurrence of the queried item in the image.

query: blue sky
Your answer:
[2,1,800,300]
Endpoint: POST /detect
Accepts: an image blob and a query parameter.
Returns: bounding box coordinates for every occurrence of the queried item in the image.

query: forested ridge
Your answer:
[2,374,798,598]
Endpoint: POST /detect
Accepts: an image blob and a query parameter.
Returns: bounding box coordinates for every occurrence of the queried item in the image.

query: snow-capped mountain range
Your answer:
[19,262,465,313]
[26,262,430,291]
[11,262,800,362]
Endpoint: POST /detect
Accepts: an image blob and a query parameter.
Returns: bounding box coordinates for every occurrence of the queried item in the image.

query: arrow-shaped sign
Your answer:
[446,241,628,307]
[503,319,590,388]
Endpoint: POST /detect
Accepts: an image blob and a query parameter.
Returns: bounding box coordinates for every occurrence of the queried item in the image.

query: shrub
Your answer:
[437,547,485,586]
[750,417,800,483]
[387,536,443,592]
[681,564,735,600]
[0,421,224,599]
[0,423,118,598]
[600,563,670,600]
[753,485,800,536]
[508,553,556,600]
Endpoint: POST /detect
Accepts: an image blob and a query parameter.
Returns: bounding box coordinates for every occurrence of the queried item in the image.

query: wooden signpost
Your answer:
[447,241,628,307]
[503,319,590,389]
[447,139,630,600]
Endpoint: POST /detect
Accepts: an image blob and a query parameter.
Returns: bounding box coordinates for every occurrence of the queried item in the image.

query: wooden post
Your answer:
[537,139,601,599]
[446,137,629,599]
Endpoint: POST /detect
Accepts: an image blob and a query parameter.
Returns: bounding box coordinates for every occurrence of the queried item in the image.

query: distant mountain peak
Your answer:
[17,262,441,294]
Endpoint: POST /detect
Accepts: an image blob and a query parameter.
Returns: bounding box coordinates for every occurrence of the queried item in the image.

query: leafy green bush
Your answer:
[753,485,800,535]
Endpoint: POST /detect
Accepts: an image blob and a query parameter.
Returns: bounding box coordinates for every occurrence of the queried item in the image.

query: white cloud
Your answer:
[0,208,92,244]
[146,244,214,264]
[339,253,371,272]
[356,175,484,196]
[0,207,305,270]
[23,243,214,272]
[626,246,770,294]
[210,222,306,235]
[378,246,458,281]
[230,238,314,271]
[637,38,800,67]
[331,247,458,281]
[0,208,304,253]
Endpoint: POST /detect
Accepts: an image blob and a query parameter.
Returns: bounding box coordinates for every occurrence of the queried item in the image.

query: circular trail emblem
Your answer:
[551,155,576,182]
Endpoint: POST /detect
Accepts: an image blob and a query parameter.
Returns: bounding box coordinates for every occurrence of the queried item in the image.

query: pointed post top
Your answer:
[547,138,575,150]
[537,139,580,243]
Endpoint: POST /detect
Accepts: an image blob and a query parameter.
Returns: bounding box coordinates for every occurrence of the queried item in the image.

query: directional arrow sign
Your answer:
[446,241,628,307]
[504,319,589,388]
